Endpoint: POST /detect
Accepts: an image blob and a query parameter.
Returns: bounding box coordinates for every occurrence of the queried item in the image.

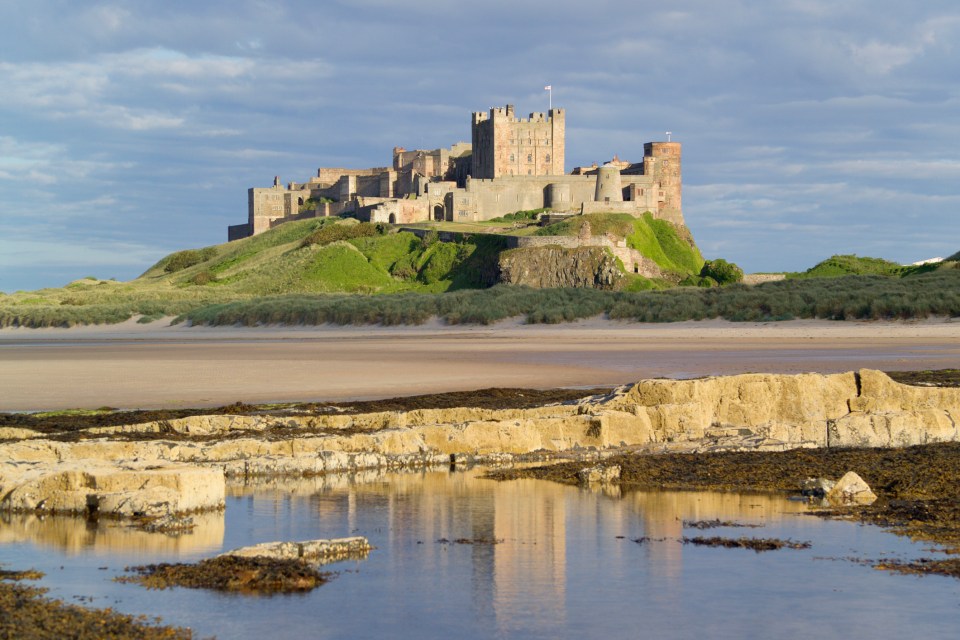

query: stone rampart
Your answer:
[742,274,787,285]
[510,235,668,279]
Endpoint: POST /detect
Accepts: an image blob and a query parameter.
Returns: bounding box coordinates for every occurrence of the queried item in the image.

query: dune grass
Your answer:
[175,266,960,327]
[790,254,910,278]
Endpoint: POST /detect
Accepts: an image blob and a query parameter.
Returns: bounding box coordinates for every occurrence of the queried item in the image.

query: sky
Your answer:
[1,1,958,292]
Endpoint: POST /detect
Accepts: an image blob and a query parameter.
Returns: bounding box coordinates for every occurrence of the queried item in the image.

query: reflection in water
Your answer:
[230,469,815,636]
[0,511,225,557]
[2,468,954,639]
[628,490,812,579]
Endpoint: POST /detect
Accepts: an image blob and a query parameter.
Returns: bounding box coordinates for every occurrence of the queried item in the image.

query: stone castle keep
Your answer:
[228,104,683,240]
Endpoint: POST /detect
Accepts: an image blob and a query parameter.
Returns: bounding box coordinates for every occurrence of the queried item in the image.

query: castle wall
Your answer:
[362,197,434,225]
[316,167,388,183]
[448,174,664,222]
[505,235,668,279]
[227,223,251,241]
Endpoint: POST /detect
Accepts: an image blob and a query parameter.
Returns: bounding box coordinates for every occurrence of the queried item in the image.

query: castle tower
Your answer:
[471,105,565,179]
[642,141,683,225]
[594,163,623,203]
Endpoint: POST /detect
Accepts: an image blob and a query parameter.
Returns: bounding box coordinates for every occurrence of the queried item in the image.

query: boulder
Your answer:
[826,471,877,505]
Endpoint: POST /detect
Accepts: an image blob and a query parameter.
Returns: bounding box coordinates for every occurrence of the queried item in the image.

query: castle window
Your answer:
[527,154,532,162]
[545,154,550,163]
[510,154,515,162]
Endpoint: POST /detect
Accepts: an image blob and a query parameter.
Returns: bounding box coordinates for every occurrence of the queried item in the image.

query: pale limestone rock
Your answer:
[0,427,42,440]
[2,370,960,488]
[577,464,621,485]
[826,471,877,505]
[1,463,224,516]
[220,536,372,565]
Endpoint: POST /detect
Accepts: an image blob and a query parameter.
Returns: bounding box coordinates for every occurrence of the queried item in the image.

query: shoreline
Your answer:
[2,317,959,412]
[2,315,959,341]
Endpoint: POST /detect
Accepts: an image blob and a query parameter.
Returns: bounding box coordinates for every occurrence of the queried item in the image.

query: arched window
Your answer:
[527,154,532,162]
[510,154,515,162]
[545,154,551,163]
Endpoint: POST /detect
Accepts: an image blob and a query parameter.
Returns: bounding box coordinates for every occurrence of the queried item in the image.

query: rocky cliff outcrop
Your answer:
[0,463,224,517]
[497,246,623,289]
[2,370,958,518]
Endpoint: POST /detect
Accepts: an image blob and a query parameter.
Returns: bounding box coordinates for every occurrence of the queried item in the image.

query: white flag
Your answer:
[544,85,552,91]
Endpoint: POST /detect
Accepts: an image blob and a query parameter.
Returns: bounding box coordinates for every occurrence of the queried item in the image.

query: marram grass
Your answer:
[174,269,960,327]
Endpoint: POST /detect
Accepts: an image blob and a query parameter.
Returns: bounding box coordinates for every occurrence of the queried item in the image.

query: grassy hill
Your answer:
[141,218,505,295]
[2,214,956,328]
[0,218,507,327]
[789,254,917,278]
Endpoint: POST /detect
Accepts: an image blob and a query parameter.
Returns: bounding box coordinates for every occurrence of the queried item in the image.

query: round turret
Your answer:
[546,183,571,209]
[594,164,623,203]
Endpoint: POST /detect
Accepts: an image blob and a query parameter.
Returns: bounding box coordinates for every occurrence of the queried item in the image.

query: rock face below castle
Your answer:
[229,104,683,240]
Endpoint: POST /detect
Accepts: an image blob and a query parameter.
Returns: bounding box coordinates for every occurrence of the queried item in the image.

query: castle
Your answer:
[228,104,683,240]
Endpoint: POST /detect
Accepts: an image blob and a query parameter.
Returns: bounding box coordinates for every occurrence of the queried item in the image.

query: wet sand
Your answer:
[1,317,958,411]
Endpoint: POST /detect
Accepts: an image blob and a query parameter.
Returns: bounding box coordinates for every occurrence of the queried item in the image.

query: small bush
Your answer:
[191,270,217,286]
[489,208,548,223]
[164,247,217,273]
[421,230,440,248]
[300,222,381,248]
[700,259,743,285]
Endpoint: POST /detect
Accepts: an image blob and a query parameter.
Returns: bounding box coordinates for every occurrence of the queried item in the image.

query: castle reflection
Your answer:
[230,467,812,633]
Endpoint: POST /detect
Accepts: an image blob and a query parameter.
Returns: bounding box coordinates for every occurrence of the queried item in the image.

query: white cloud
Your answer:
[0,48,330,132]
[0,136,131,184]
[849,40,924,75]
[0,237,159,269]
[826,157,960,179]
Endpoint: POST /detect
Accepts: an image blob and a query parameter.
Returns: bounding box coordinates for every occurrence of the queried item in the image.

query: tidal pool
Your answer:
[1,468,959,639]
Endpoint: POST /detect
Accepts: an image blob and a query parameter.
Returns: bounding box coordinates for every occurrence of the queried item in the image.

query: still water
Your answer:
[2,468,959,639]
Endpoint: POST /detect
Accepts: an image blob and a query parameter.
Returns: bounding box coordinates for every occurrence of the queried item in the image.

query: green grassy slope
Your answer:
[789,254,910,278]
[0,218,502,327]
[4,214,954,328]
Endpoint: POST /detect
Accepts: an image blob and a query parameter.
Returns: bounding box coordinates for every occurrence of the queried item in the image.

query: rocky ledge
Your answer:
[1,369,957,520]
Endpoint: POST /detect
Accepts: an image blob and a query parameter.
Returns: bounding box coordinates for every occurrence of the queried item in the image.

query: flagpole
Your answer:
[544,85,552,110]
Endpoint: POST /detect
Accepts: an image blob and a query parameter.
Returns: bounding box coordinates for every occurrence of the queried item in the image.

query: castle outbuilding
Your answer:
[228,105,683,240]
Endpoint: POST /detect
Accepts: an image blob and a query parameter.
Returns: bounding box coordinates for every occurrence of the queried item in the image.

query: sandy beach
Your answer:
[1,317,959,411]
